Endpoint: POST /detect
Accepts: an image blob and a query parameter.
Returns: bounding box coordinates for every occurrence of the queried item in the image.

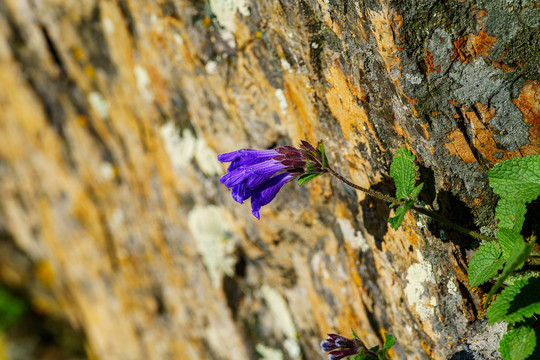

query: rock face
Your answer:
[0,0,538,359]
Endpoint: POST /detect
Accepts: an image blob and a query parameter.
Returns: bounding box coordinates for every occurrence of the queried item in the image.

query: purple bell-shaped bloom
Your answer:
[320,333,363,360]
[218,141,327,219]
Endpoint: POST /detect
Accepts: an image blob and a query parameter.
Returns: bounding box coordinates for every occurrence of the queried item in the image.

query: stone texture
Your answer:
[0,0,538,359]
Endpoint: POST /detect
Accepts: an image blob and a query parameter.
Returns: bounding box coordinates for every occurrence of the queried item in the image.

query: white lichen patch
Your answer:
[102,17,115,34]
[205,321,248,359]
[405,72,423,85]
[404,250,436,321]
[220,29,237,48]
[256,344,284,360]
[99,161,115,181]
[447,278,458,297]
[110,208,125,232]
[188,205,235,287]
[205,60,218,74]
[311,251,329,279]
[283,338,301,359]
[160,123,222,176]
[194,137,223,176]
[275,89,288,113]
[416,219,427,230]
[134,65,153,102]
[468,321,507,357]
[405,324,413,336]
[208,0,250,33]
[173,33,183,45]
[149,13,164,34]
[280,58,292,72]
[261,286,302,359]
[160,123,195,168]
[337,218,369,252]
[88,91,109,119]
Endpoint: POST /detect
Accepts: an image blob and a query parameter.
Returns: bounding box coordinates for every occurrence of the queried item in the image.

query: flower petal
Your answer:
[252,209,261,220]
[250,172,293,219]
[220,168,251,188]
[231,184,251,204]
[217,150,243,163]
[320,340,336,352]
[329,349,357,360]
[245,162,285,188]
[221,160,286,188]
[228,150,279,171]
[335,338,353,348]
[218,149,277,162]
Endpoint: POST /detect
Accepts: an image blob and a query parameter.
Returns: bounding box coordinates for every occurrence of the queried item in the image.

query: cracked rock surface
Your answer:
[0,0,537,359]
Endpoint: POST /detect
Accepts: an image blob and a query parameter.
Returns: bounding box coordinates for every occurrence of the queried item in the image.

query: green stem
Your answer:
[410,205,495,242]
[326,167,404,206]
[326,167,497,243]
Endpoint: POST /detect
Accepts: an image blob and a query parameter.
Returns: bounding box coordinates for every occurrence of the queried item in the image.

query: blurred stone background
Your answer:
[0,0,538,359]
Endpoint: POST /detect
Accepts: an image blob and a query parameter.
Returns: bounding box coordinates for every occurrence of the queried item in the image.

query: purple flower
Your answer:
[218,141,327,219]
[320,333,363,360]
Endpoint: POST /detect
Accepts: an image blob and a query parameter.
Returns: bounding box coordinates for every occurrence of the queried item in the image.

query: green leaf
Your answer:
[487,277,540,324]
[467,241,504,287]
[0,286,27,331]
[390,148,419,199]
[498,228,526,262]
[489,154,540,204]
[352,349,378,360]
[388,148,424,230]
[408,183,424,201]
[297,173,320,186]
[388,184,423,230]
[305,162,316,173]
[382,333,396,350]
[352,349,375,360]
[318,141,328,169]
[388,206,407,230]
[376,333,396,360]
[499,324,536,360]
[388,198,415,230]
[485,241,534,308]
[495,198,527,233]
[351,328,360,339]
[527,334,540,360]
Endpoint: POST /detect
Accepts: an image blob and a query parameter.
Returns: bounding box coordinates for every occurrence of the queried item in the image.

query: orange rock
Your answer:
[452,29,497,63]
